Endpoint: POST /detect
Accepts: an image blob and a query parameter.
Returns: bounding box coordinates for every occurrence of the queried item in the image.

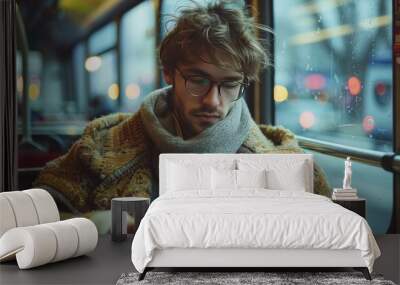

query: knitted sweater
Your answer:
[34,112,331,212]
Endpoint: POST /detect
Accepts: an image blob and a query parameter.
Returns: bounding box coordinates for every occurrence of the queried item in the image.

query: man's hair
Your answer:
[159,0,271,82]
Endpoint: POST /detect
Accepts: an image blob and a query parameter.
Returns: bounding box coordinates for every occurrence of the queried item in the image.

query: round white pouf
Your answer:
[24,188,60,224]
[0,225,57,269]
[66,218,98,257]
[0,196,17,237]
[42,221,79,262]
[0,189,60,238]
[0,191,39,227]
[0,218,98,269]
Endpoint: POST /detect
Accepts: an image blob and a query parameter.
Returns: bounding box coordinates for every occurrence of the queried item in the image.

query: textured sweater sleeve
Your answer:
[33,112,137,212]
[312,161,332,197]
[33,139,92,212]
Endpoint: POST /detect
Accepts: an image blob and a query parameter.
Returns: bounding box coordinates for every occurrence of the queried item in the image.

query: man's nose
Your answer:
[201,84,221,107]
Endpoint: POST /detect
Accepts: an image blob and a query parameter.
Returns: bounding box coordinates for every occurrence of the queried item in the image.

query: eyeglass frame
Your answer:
[175,67,249,102]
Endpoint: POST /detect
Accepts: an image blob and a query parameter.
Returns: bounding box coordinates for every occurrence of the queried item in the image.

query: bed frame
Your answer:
[138,154,372,281]
[139,248,371,280]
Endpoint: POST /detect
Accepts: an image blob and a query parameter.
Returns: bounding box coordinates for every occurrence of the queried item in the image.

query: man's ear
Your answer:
[162,69,173,85]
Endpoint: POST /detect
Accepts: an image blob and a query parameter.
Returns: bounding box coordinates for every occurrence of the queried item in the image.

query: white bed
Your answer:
[131,154,380,280]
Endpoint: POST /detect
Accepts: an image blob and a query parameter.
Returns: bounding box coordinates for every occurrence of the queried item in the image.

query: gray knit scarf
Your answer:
[140,86,253,153]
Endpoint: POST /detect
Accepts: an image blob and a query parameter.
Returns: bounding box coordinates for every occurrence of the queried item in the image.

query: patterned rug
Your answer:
[116,271,396,285]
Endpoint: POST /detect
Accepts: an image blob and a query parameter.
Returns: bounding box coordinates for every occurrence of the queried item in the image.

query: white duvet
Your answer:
[131,190,380,273]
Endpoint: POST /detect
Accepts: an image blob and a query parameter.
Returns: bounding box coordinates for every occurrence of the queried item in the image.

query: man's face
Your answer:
[164,58,244,137]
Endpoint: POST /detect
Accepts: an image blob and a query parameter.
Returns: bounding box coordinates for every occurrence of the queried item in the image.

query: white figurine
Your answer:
[342,156,352,190]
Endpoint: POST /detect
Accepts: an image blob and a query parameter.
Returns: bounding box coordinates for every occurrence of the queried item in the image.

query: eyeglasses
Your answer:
[176,68,248,102]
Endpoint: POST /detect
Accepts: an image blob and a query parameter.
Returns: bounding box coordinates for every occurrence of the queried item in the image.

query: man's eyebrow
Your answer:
[183,68,243,81]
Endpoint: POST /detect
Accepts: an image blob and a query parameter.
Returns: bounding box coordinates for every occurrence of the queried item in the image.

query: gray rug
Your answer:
[116,271,396,285]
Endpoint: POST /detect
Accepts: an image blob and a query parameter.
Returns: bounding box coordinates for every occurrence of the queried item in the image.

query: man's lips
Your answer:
[193,113,221,123]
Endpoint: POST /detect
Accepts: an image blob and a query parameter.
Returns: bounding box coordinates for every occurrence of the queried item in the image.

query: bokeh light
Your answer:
[274,85,288,102]
[347,76,361,96]
[305,73,326,90]
[375,83,386,96]
[108,83,119,100]
[126,83,141,100]
[28,83,40,101]
[299,111,315,129]
[363,115,375,133]
[17,76,24,94]
[85,56,102,72]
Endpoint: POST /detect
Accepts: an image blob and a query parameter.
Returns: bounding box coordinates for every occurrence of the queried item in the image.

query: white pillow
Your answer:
[167,162,212,191]
[236,169,268,189]
[212,168,237,190]
[266,165,307,191]
[166,158,236,170]
[211,169,268,190]
[237,158,309,192]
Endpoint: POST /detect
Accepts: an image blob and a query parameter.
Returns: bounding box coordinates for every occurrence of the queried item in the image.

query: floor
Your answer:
[0,235,134,285]
[374,234,400,284]
[0,234,399,285]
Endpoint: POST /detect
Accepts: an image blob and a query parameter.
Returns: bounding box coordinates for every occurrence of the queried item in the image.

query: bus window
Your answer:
[88,22,117,55]
[273,0,393,150]
[87,22,119,118]
[73,44,86,114]
[273,0,393,233]
[16,1,158,185]
[87,50,118,118]
[121,0,157,113]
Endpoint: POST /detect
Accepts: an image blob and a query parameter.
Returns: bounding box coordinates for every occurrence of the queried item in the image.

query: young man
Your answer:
[34,1,331,212]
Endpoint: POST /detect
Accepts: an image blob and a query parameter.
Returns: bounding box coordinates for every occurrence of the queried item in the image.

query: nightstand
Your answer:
[332,198,366,218]
[111,197,150,241]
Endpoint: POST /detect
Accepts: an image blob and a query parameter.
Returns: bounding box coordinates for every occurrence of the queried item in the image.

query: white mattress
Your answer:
[131,190,380,273]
